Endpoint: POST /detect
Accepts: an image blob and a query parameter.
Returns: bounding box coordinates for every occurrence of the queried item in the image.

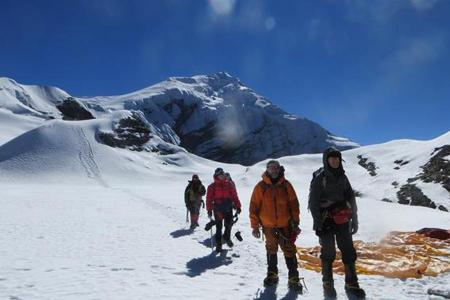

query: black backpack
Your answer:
[307,167,327,211]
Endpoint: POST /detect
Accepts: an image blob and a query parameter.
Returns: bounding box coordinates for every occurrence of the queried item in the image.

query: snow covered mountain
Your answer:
[0,73,358,165]
[0,113,449,299]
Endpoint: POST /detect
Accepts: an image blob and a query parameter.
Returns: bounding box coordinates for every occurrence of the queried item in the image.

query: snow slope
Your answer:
[0,77,68,118]
[0,119,449,299]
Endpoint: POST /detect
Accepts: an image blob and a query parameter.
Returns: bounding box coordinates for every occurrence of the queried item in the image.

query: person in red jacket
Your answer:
[206,168,242,253]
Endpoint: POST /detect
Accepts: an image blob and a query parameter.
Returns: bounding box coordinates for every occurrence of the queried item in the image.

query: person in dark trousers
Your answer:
[308,147,365,298]
[184,174,206,229]
[249,160,303,292]
[206,168,241,253]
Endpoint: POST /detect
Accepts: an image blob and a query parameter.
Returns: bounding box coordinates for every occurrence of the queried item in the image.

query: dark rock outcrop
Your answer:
[357,155,378,176]
[416,145,450,191]
[98,113,151,151]
[56,97,95,120]
[397,184,437,209]
[398,145,450,211]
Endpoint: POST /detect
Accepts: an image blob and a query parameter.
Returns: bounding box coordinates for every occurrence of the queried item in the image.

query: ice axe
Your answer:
[232,213,243,242]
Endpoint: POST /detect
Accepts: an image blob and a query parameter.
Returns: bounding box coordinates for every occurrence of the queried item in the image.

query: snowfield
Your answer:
[0,117,449,299]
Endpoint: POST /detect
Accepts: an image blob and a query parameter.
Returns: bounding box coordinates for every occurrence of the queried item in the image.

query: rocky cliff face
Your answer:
[83,72,358,165]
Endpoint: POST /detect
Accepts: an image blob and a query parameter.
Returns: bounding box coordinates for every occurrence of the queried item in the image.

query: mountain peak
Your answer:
[168,72,242,90]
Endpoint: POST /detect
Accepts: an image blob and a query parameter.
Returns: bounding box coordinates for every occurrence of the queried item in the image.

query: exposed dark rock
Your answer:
[149,144,178,156]
[438,205,448,212]
[357,155,378,176]
[56,97,95,120]
[396,184,436,209]
[399,145,450,211]
[354,190,363,198]
[382,198,393,203]
[416,145,450,186]
[98,112,151,151]
[391,181,399,188]
[394,159,410,166]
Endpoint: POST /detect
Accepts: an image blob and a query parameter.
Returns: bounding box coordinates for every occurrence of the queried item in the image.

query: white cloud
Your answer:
[208,0,237,16]
[265,17,276,31]
[204,0,273,34]
[387,37,444,69]
[410,0,438,10]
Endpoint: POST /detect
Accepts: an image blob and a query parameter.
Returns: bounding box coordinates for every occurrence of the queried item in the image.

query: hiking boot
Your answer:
[225,239,234,248]
[345,282,366,298]
[263,272,279,287]
[323,281,337,298]
[287,276,303,293]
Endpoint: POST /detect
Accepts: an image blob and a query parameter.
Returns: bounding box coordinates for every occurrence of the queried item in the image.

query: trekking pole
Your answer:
[186,208,189,224]
[209,216,214,253]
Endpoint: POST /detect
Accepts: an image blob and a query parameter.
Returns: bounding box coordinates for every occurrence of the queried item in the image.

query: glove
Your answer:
[236,207,241,215]
[252,228,261,239]
[351,220,358,235]
[207,210,213,218]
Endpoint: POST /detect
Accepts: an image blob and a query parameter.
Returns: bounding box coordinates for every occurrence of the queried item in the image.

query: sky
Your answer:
[1,0,449,145]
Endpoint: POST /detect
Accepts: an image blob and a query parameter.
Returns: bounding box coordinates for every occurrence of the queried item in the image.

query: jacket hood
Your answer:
[213,175,226,184]
[322,147,344,176]
[262,166,286,184]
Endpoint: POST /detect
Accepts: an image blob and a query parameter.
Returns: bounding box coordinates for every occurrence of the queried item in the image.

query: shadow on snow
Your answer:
[185,250,232,277]
[253,286,299,300]
[169,228,194,238]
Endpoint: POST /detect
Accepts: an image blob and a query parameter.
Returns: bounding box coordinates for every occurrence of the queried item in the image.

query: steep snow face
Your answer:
[0,77,68,118]
[81,72,358,165]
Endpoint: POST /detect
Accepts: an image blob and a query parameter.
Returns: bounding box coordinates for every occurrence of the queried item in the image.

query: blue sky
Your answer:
[1,0,449,145]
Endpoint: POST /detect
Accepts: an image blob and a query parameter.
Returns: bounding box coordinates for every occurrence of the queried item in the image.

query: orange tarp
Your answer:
[296,231,450,279]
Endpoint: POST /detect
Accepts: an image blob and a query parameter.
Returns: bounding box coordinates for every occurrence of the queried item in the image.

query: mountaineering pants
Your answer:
[188,201,201,226]
[318,222,357,265]
[214,210,233,244]
[263,227,297,257]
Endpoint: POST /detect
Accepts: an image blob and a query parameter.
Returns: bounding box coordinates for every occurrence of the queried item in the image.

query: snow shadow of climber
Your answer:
[169,228,194,238]
[198,237,213,248]
[185,251,232,277]
[253,286,299,300]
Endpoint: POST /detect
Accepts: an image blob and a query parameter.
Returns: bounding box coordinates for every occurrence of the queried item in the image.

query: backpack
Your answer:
[307,167,327,211]
[312,167,327,188]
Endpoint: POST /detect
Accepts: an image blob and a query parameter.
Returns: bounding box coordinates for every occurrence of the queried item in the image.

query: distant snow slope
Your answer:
[0,77,68,118]
[0,118,449,299]
[0,108,44,145]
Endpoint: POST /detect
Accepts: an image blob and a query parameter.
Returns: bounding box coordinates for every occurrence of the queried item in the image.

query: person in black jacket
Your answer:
[308,147,365,298]
[184,174,206,229]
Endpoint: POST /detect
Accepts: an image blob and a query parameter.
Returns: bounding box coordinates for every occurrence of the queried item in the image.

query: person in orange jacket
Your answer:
[249,160,302,292]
